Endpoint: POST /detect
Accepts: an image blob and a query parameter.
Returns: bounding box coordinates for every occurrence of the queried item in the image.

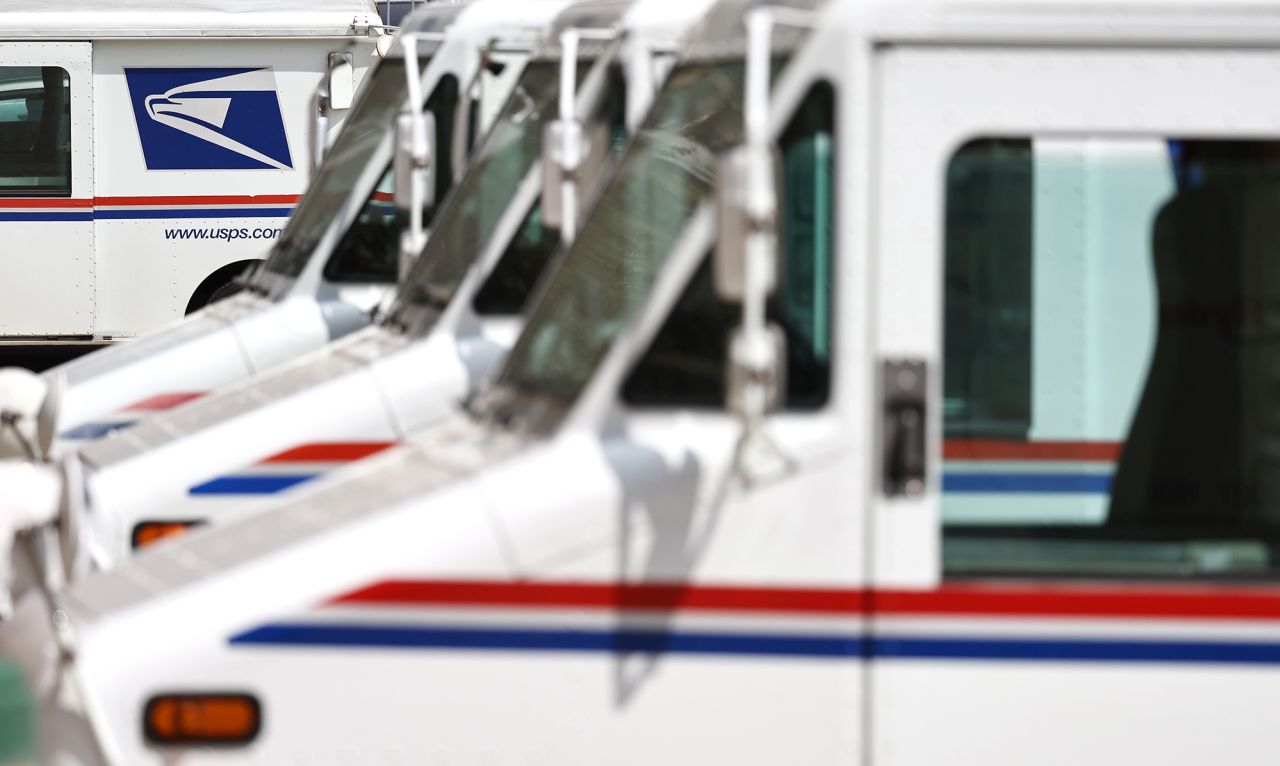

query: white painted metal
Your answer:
[0,0,379,39]
[0,42,94,336]
[64,0,712,563]
[0,0,555,454]
[0,7,379,341]
[8,0,1280,764]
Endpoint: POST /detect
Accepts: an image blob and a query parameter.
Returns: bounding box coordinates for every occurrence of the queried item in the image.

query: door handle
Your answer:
[883,358,927,497]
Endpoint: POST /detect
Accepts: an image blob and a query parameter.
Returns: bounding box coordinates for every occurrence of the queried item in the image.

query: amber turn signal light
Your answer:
[143,693,261,746]
[131,520,203,550]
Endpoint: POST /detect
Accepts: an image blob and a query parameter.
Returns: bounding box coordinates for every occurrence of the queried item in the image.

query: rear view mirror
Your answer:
[395,109,437,283]
[541,119,611,233]
[394,110,437,215]
[541,118,584,231]
[327,52,355,111]
[714,144,782,301]
[310,92,331,173]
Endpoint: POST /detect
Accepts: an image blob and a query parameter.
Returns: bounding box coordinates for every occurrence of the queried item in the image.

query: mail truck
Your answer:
[0,0,381,341]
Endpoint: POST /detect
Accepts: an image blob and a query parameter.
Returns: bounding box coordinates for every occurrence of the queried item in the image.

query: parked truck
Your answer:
[9,0,1280,763]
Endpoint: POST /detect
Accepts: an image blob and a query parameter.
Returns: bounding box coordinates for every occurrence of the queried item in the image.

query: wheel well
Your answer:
[185,260,260,315]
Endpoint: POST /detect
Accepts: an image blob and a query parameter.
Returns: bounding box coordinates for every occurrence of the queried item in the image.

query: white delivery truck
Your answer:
[33,0,713,561]
[15,0,1280,763]
[0,0,382,340]
[0,0,566,456]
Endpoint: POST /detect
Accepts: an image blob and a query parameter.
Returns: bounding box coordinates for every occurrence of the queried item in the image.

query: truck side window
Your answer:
[942,136,1280,580]
[621,80,835,409]
[473,66,628,316]
[0,67,71,197]
[323,74,461,283]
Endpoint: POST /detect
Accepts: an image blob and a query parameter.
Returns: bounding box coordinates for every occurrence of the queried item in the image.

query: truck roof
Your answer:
[0,0,381,39]
[857,0,1280,45]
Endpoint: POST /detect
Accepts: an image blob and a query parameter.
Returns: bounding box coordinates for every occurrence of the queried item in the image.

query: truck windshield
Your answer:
[486,61,747,424]
[390,61,568,321]
[262,59,411,279]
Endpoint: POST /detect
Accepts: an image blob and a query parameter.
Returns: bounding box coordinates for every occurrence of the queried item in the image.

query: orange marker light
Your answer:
[144,694,261,746]
[131,521,202,550]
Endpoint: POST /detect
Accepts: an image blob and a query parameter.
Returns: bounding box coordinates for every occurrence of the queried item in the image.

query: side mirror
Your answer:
[542,119,613,234]
[394,110,437,215]
[714,143,782,301]
[310,93,331,173]
[36,371,63,461]
[327,52,355,111]
[541,118,585,231]
[395,109,437,282]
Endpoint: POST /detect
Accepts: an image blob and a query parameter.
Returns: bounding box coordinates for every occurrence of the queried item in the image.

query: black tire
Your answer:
[206,280,244,306]
[184,260,258,314]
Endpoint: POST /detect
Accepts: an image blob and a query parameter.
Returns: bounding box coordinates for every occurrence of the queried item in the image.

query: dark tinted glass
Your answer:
[0,66,71,197]
[622,81,836,409]
[323,74,461,283]
[942,137,1280,580]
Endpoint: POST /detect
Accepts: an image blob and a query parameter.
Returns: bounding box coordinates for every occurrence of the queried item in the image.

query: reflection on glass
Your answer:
[489,62,749,424]
[472,66,628,316]
[322,75,462,283]
[263,60,410,279]
[941,137,1280,580]
[0,66,71,196]
[392,62,576,320]
[621,81,835,409]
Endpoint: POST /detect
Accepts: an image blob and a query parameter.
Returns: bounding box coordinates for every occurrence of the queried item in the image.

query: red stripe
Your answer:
[370,191,394,202]
[332,581,868,614]
[262,442,397,464]
[93,194,302,207]
[1,195,301,209]
[122,392,205,412]
[943,439,1121,461]
[1,198,94,208]
[329,580,1280,621]
[876,583,1280,620]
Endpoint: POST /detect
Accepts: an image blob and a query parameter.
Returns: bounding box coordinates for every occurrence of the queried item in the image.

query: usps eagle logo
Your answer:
[124,67,293,170]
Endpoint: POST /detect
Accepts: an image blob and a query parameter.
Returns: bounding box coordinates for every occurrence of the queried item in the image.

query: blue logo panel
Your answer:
[124,67,293,170]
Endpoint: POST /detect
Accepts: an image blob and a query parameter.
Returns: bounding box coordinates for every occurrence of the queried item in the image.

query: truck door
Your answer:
[870,44,1280,764]
[0,42,93,337]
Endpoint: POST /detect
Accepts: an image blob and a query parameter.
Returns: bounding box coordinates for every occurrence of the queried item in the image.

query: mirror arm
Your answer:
[557,30,583,242]
[736,10,780,431]
[400,33,430,266]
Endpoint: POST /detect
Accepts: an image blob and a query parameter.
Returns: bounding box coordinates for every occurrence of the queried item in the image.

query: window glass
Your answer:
[391,61,590,319]
[942,136,1280,580]
[0,66,71,197]
[264,59,411,278]
[472,66,628,316]
[323,74,461,283]
[622,81,835,408]
[488,61,752,426]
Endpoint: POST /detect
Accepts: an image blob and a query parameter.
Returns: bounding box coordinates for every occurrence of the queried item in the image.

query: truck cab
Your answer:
[9,0,1280,763]
[0,0,382,340]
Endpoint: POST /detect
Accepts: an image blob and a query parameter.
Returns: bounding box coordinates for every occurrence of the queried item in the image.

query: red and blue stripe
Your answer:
[0,194,300,222]
[942,439,1120,495]
[60,392,205,441]
[189,441,397,495]
[230,579,1280,665]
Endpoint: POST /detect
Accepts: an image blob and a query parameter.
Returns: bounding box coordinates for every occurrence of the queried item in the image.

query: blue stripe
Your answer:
[230,624,868,658]
[190,474,317,495]
[229,624,1280,666]
[942,472,1112,494]
[95,207,294,220]
[873,636,1280,665]
[0,212,94,222]
[60,421,135,440]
